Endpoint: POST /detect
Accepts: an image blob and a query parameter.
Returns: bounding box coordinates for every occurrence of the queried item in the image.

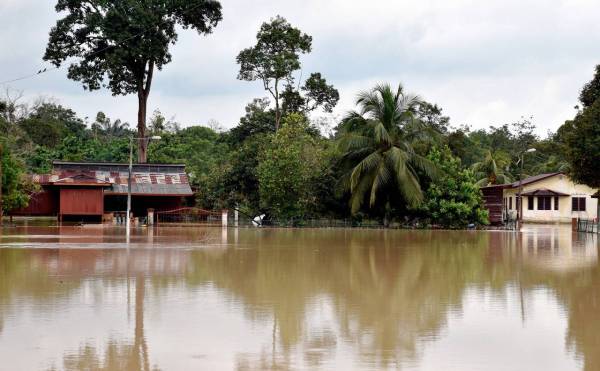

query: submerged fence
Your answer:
[576,218,598,234]
[155,207,224,226]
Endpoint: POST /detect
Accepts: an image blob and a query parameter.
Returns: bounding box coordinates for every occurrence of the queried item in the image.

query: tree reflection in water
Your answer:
[58,275,151,371]
[0,226,598,370]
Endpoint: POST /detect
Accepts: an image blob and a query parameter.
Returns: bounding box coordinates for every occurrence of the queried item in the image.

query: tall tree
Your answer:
[579,64,600,109]
[257,114,325,220]
[44,0,222,163]
[236,16,312,130]
[337,83,438,215]
[560,65,600,189]
[281,73,339,115]
[562,101,600,188]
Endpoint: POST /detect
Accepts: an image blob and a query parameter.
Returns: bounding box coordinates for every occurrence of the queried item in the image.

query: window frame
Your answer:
[572,197,586,212]
[537,196,552,211]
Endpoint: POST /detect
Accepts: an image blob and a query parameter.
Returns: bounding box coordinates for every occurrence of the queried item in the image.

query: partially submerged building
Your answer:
[481,172,598,224]
[10,161,193,221]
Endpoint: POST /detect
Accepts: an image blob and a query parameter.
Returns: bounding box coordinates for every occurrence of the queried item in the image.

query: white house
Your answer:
[483,173,598,224]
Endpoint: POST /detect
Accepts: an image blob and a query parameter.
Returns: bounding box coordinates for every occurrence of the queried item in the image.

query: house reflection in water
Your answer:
[519,225,598,272]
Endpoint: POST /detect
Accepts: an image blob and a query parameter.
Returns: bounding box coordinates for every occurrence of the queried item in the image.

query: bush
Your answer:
[419,146,489,228]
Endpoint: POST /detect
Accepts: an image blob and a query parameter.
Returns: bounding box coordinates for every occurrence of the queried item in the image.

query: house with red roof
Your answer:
[10,161,194,222]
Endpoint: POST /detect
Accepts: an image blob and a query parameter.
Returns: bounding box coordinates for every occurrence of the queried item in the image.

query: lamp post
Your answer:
[126,136,161,239]
[517,148,536,228]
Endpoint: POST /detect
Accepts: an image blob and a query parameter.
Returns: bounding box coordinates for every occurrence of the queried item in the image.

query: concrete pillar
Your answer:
[222,209,228,227]
[147,208,154,226]
[234,208,239,227]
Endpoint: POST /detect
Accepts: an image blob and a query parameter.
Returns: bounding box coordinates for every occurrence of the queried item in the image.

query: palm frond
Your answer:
[338,133,375,152]
[370,160,393,207]
[373,122,392,147]
[410,153,441,180]
[395,163,424,207]
[350,151,382,191]
[350,171,376,214]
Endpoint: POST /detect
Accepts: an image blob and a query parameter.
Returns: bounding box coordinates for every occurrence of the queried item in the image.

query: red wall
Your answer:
[481,187,504,225]
[60,188,104,216]
[9,188,58,216]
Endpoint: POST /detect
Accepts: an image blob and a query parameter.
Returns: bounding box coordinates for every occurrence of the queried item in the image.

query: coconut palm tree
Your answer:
[337,83,438,214]
[472,150,512,186]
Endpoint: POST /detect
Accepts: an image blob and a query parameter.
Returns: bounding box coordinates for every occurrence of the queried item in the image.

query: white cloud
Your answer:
[1,0,599,134]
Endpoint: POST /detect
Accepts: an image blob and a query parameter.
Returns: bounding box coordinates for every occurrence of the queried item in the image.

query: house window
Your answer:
[554,196,559,210]
[528,196,534,210]
[509,197,512,210]
[537,196,552,210]
[572,197,586,212]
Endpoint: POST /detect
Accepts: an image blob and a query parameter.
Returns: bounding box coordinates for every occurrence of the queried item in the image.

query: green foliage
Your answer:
[226,98,276,145]
[237,16,338,129]
[236,16,312,121]
[44,0,222,96]
[471,149,512,186]
[199,132,270,212]
[562,100,600,188]
[148,125,229,187]
[337,83,439,214]
[579,65,600,109]
[419,147,489,228]
[257,114,326,220]
[284,72,340,114]
[1,144,33,214]
[18,103,86,147]
[91,112,130,138]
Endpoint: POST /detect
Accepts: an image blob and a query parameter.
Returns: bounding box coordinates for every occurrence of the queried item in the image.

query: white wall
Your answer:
[503,174,598,223]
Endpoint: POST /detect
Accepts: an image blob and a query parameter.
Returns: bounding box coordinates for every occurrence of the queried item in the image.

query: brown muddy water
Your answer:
[0,224,598,371]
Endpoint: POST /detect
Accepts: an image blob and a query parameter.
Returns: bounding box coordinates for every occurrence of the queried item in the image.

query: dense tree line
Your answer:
[2,10,596,228]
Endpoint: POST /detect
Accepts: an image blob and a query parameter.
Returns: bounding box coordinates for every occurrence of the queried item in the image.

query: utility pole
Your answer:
[0,142,3,225]
[517,148,536,229]
[126,135,161,241]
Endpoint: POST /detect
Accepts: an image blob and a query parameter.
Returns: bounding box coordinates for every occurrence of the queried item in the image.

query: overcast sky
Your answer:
[1,0,599,134]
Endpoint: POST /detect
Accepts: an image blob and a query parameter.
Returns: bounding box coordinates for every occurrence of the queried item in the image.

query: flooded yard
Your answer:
[0,224,598,370]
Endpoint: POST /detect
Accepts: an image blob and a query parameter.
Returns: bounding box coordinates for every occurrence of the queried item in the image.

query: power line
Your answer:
[0,1,209,86]
[0,67,60,86]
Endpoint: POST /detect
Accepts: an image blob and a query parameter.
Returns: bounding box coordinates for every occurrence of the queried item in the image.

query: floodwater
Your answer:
[0,224,598,371]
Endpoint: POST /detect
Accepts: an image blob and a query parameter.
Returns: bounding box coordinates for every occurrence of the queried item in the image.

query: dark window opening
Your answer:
[528,196,534,210]
[554,196,559,210]
[572,197,586,212]
[537,196,552,210]
[509,197,513,210]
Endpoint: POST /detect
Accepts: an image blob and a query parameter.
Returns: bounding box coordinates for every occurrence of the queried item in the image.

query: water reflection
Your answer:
[0,225,598,370]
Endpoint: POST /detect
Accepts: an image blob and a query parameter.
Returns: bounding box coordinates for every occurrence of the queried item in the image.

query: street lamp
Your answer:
[517,148,536,228]
[126,135,161,238]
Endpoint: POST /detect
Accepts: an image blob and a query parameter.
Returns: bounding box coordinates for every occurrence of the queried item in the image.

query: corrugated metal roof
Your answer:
[509,173,563,188]
[31,162,193,196]
[521,188,569,196]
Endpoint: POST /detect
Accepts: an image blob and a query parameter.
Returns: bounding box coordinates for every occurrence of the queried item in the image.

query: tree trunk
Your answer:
[137,59,154,164]
[137,91,148,163]
[274,80,281,131]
